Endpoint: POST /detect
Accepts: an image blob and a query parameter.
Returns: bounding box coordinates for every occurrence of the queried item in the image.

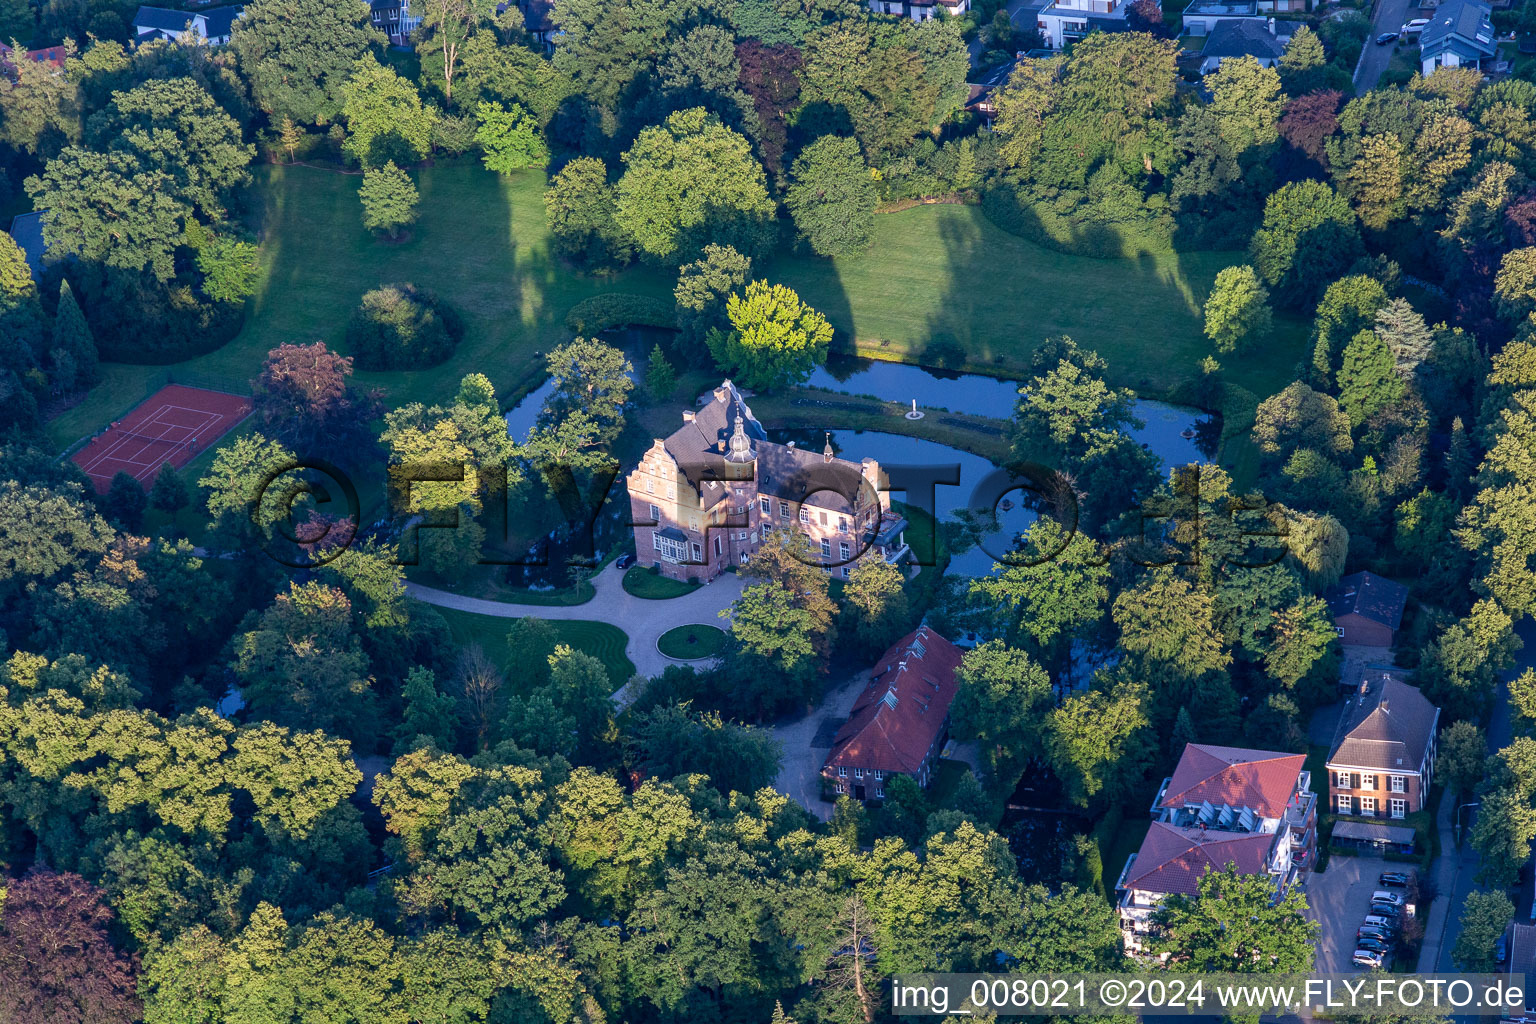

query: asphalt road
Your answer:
[1353,0,1416,92]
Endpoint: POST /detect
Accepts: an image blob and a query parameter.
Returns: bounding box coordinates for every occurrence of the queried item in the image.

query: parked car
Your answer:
[1372,890,1405,907]
[1378,872,1411,888]
[1357,936,1392,954]
[1401,17,1428,35]
[1359,925,1393,942]
[1364,914,1398,932]
[1497,935,1509,963]
[1353,949,1386,968]
[1376,31,1399,45]
[615,554,635,570]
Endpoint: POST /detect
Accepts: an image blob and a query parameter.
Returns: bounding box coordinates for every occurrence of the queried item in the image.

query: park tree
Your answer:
[993,56,1065,173]
[149,463,190,513]
[0,870,140,1024]
[358,161,420,238]
[104,472,147,532]
[233,580,378,739]
[0,481,113,589]
[1265,595,1338,689]
[1444,160,1521,251]
[198,432,299,541]
[785,134,877,258]
[1470,786,1536,887]
[706,280,832,391]
[1439,721,1488,799]
[475,101,547,174]
[1249,180,1363,306]
[342,54,436,166]
[843,556,909,655]
[1407,110,1475,212]
[86,78,254,221]
[1048,679,1154,808]
[1337,329,1406,426]
[51,279,97,392]
[548,0,694,108]
[537,336,634,448]
[970,518,1109,664]
[231,0,385,125]
[543,156,630,268]
[253,341,378,452]
[1278,26,1326,94]
[645,343,677,400]
[1374,297,1434,376]
[675,243,751,360]
[950,640,1052,785]
[1253,382,1353,458]
[1150,864,1318,971]
[25,149,189,281]
[1113,568,1232,681]
[1312,274,1389,385]
[1453,890,1516,971]
[1208,56,1283,154]
[193,232,261,305]
[614,107,776,264]
[1339,132,1408,230]
[1203,264,1272,354]
[417,0,493,101]
[1496,247,1536,323]
[1513,669,1536,735]
[630,703,781,796]
[735,39,803,173]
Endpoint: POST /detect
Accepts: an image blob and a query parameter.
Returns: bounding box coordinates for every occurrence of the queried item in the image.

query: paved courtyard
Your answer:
[769,671,872,821]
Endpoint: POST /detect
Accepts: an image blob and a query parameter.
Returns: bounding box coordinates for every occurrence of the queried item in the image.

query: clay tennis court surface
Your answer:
[72,384,252,493]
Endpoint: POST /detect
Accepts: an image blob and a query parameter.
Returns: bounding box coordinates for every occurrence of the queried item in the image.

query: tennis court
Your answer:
[72,384,252,493]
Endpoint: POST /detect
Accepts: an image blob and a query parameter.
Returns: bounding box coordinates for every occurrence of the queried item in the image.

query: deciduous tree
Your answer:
[1203,264,1272,354]
[706,280,832,391]
[785,134,876,258]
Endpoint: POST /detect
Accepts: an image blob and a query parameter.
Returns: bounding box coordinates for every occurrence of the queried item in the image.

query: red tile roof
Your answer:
[1161,744,1305,819]
[1123,820,1278,897]
[823,627,962,775]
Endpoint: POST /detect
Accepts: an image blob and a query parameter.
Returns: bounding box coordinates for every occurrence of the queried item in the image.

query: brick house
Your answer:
[1115,744,1316,954]
[822,628,962,800]
[1324,571,1409,647]
[1326,673,1440,820]
[627,381,909,583]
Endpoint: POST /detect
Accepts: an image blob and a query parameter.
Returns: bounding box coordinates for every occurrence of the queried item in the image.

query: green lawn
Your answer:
[430,604,636,691]
[656,624,727,659]
[47,158,675,451]
[765,202,1308,402]
[622,565,700,600]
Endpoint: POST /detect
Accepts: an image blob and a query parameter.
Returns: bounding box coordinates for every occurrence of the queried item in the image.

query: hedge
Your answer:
[563,293,677,335]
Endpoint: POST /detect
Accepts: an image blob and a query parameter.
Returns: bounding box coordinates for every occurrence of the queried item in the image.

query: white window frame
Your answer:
[838,766,848,777]
[799,506,810,524]
[760,497,771,514]
[842,566,851,579]
[1390,775,1406,793]
[854,767,864,778]
[821,538,832,557]
[1390,798,1407,819]
[779,501,789,520]
[1336,794,1353,814]
[1359,796,1376,815]
[649,503,660,522]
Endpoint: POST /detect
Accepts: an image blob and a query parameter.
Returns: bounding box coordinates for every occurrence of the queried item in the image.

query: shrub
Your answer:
[345,283,462,370]
[563,293,677,334]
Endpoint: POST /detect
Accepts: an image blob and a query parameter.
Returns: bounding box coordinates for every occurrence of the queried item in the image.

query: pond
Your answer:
[502,326,662,440]
[805,355,1221,467]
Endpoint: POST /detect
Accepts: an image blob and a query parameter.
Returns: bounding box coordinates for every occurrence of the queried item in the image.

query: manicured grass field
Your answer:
[623,565,700,600]
[47,159,675,451]
[656,624,727,659]
[430,605,636,691]
[765,202,1309,402]
[50,159,1304,467]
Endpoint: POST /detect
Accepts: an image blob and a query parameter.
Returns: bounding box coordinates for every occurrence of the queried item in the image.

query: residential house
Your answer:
[0,43,68,80]
[1326,672,1440,820]
[1115,743,1316,954]
[1198,18,1293,73]
[627,380,909,583]
[1324,570,1409,647]
[821,627,962,799]
[965,57,1019,123]
[1181,0,1262,36]
[132,5,244,44]
[1036,0,1129,49]
[519,0,557,47]
[868,0,970,20]
[371,0,423,43]
[1419,0,1497,77]
[1500,922,1536,1024]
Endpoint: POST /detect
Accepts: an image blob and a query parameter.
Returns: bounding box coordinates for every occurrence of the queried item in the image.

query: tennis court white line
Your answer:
[79,404,224,479]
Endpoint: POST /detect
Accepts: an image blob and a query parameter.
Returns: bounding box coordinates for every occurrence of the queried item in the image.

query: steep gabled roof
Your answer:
[1160,744,1305,819]
[201,5,243,37]
[1325,571,1408,630]
[824,628,963,775]
[133,5,199,33]
[1328,675,1440,773]
[1122,820,1278,897]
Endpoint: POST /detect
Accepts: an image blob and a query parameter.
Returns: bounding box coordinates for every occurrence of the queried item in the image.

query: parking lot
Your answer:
[1307,854,1413,971]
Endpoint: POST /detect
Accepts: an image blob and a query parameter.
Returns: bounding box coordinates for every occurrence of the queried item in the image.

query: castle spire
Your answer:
[726,412,755,464]
[823,432,834,463]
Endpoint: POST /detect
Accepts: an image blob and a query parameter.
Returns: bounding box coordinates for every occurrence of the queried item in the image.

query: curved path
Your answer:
[405,562,744,705]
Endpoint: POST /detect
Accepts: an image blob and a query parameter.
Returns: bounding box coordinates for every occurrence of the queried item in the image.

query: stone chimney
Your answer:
[682,410,695,423]
[714,381,731,404]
